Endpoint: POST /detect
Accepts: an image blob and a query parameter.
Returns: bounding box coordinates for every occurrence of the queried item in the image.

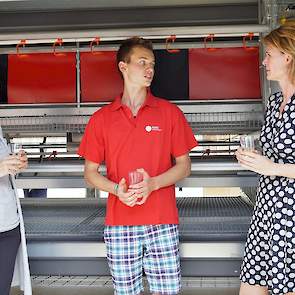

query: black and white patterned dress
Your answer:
[240,92,295,295]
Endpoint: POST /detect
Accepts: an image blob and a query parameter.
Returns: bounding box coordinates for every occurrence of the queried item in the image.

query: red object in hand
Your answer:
[128,170,143,186]
[128,170,144,203]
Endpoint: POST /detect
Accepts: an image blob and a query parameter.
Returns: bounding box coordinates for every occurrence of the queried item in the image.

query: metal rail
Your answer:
[0,101,264,135]
[22,158,250,173]
[14,157,259,188]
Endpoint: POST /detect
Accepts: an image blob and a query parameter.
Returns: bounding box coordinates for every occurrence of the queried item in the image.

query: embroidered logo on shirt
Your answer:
[145,125,162,132]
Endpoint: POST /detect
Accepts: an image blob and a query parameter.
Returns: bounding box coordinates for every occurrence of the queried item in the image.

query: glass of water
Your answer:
[11,143,23,154]
[240,135,255,151]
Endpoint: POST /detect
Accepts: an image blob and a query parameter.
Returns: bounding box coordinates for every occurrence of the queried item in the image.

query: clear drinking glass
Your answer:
[10,143,25,175]
[10,143,23,154]
[240,135,255,151]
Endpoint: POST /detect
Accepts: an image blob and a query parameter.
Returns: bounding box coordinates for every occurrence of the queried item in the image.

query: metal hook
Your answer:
[243,32,257,51]
[165,35,180,54]
[90,37,101,55]
[204,34,217,51]
[53,38,65,56]
[16,39,27,57]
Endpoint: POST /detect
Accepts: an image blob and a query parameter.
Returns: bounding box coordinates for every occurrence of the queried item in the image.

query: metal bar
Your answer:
[16,177,86,189]
[0,40,260,55]
[0,101,263,117]
[0,0,258,11]
[194,141,240,147]
[27,241,244,259]
[0,24,269,45]
[22,158,250,173]
[76,43,81,108]
[20,144,67,149]
[178,175,258,187]
[15,174,258,188]
[16,141,239,149]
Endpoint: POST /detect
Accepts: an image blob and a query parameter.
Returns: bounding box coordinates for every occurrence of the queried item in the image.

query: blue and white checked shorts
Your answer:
[104,224,181,295]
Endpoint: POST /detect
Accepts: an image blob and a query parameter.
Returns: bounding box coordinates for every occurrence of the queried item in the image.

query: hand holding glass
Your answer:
[10,143,27,171]
[240,135,255,151]
[11,143,23,154]
[128,170,143,186]
[128,170,144,203]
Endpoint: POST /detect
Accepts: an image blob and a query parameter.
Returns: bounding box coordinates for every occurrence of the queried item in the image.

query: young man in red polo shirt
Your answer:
[78,37,197,295]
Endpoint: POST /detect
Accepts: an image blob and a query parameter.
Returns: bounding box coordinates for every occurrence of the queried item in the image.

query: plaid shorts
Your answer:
[104,224,181,295]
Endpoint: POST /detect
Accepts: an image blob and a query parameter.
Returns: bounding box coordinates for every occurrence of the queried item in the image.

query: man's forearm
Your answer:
[151,159,191,191]
[85,169,117,195]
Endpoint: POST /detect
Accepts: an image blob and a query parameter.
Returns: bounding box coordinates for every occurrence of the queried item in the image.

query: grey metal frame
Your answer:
[13,157,259,188]
[27,241,244,276]
[0,101,264,135]
[0,0,280,279]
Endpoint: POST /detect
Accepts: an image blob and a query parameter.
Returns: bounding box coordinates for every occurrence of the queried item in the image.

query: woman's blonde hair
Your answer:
[263,19,295,84]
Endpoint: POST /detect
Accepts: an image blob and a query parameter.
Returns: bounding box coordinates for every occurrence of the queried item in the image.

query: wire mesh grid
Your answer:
[23,202,106,240]
[23,197,253,242]
[30,275,240,288]
[0,110,263,134]
[185,112,263,134]
[178,197,253,241]
[0,116,89,133]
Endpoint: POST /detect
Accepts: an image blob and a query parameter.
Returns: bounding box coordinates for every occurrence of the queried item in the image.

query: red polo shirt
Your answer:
[78,92,197,225]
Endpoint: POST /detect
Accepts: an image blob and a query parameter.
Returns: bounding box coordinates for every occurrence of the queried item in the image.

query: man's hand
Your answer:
[128,168,156,205]
[0,154,26,177]
[235,147,277,176]
[117,178,138,207]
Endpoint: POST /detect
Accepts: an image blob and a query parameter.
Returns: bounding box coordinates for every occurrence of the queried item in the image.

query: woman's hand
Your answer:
[17,150,28,171]
[0,154,24,177]
[235,147,277,176]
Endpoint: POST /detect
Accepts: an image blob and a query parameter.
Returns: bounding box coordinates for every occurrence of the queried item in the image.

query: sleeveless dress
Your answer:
[240,92,295,294]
